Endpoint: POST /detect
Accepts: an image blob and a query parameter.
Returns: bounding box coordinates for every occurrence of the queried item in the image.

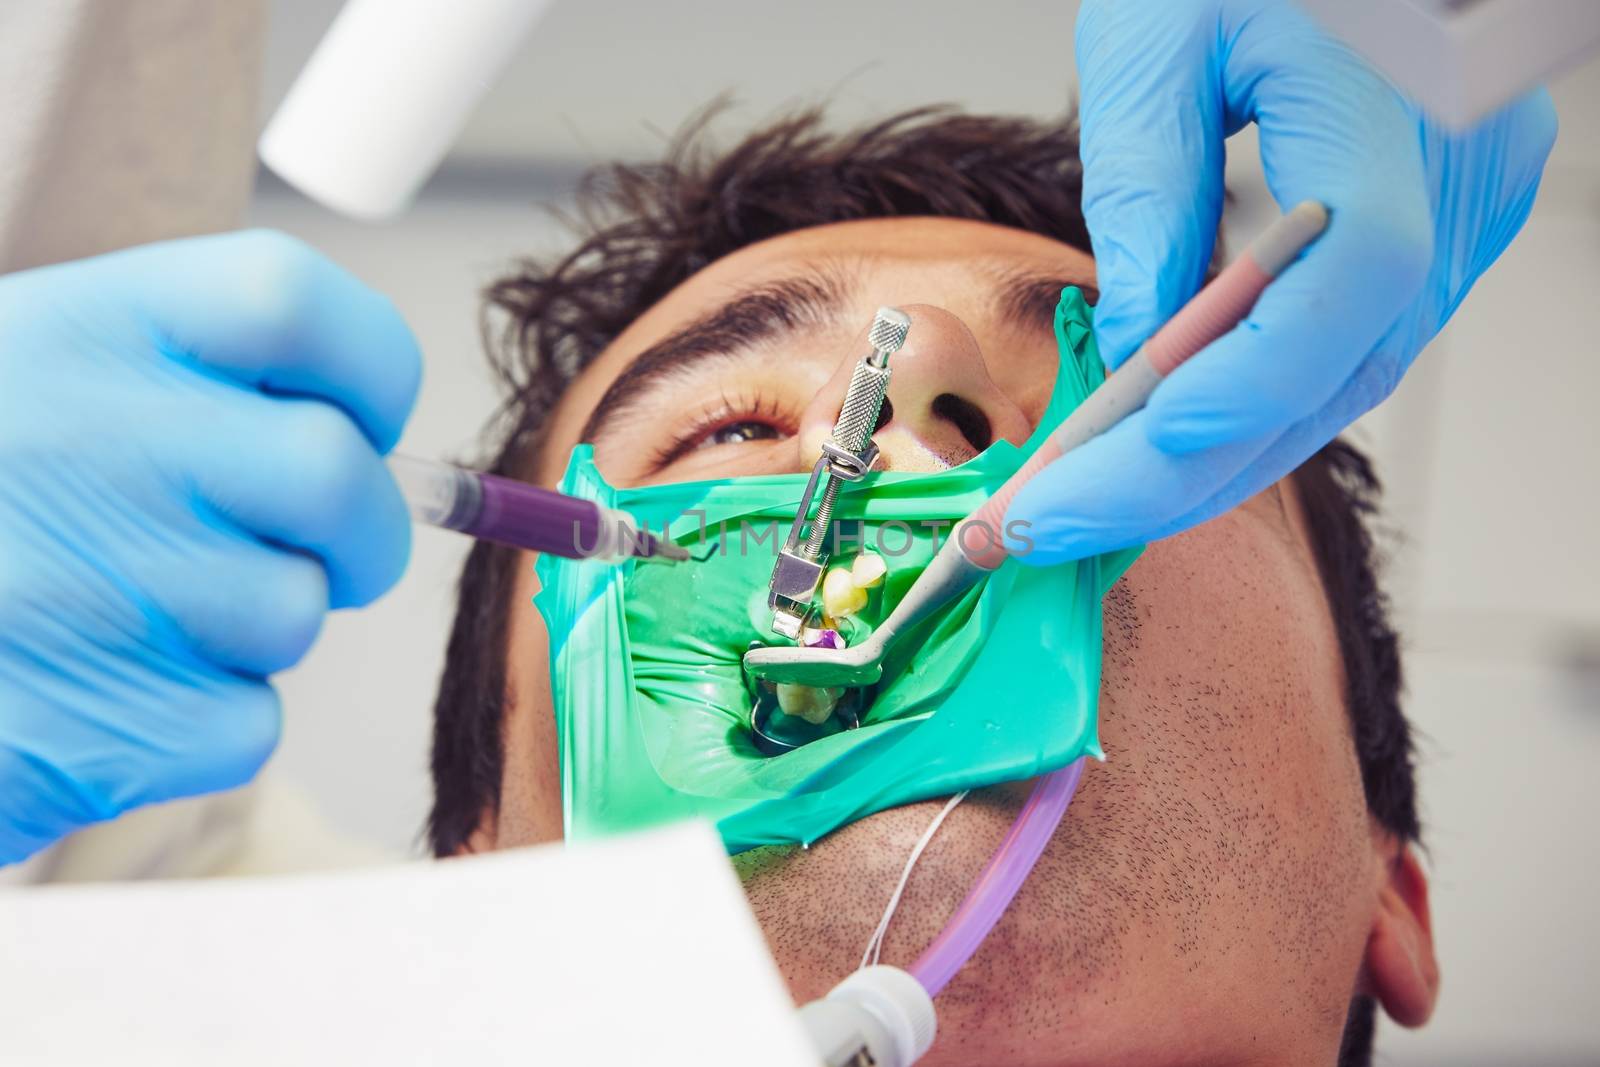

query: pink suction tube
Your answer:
[908,758,1086,997]
[903,203,1330,999]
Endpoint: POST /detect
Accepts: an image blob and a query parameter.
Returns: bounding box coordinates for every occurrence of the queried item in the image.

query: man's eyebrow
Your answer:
[579,273,849,442]
[988,265,1098,336]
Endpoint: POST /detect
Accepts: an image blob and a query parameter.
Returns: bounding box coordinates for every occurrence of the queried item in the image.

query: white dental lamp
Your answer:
[258,0,554,220]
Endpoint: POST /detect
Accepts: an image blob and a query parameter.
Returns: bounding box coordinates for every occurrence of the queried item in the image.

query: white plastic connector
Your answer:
[797,965,936,1067]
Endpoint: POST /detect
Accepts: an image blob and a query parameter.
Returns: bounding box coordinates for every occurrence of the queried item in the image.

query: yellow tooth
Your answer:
[776,683,841,725]
[850,551,887,589]
[822,565,868,618]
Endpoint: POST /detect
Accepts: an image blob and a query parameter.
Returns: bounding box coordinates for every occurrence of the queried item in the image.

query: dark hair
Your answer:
[1296,440,1420,1061]
[427,106,1418,1066]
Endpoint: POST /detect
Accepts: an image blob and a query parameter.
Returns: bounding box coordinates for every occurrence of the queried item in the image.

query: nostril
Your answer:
[931,393,993,452]
[873,398,894,433]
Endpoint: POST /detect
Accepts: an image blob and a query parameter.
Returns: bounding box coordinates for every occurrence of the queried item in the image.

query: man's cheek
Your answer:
[499,553,563,847]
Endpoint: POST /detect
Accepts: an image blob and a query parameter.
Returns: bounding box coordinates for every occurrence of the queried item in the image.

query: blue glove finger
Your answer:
[129,679,283,812]
[1422,89,1557,322]
[182,393,412,610]
[1144,209,1424,453]
[85,229,422,454]
[1004,406,1275,568]
[1141,2,1433,452]
[1141,354,1400,541]
[140,535,331,677]
[0,675,283,860]
[1075,0,1227,369]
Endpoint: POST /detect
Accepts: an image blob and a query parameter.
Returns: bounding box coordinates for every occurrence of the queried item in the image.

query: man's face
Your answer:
[477,218,1437,1066]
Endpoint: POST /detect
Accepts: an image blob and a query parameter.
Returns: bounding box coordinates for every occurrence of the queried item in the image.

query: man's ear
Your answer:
[456,806,498,857]
[1364,845,1440,1027]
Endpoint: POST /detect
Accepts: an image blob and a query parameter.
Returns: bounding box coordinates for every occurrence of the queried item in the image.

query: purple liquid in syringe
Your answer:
[464,470,602,557]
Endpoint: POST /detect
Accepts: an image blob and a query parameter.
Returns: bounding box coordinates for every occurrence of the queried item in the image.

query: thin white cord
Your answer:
[860,791,969,971]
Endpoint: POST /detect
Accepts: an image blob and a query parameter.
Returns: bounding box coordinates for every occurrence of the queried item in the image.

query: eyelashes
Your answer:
[648,387,799,469]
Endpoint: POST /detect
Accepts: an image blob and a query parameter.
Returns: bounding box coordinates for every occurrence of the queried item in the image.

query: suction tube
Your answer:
[907,758,1087,997]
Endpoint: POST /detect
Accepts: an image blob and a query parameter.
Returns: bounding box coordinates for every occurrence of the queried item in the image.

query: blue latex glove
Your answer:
[0,231,420,863]
[1009,0,1557,565]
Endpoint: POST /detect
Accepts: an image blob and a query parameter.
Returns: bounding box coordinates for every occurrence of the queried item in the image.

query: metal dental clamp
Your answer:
[768,307,912,638]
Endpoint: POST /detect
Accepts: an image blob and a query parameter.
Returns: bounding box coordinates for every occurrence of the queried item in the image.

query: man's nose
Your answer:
[797,304,1033,473]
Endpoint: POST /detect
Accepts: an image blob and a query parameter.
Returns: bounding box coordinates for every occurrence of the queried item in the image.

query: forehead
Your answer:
[534,216,1095,482]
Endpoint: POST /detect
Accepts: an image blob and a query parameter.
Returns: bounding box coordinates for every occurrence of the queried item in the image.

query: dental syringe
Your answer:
[389,454,688,563]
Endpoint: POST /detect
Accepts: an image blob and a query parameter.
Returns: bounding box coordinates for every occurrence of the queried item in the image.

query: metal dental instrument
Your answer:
[746,200,1330,686]
[767,307,913,638]
[389,454,689,563]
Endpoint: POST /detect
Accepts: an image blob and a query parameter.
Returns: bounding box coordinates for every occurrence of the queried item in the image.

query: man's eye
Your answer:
[652,396,795,469]
[705,420,781,447]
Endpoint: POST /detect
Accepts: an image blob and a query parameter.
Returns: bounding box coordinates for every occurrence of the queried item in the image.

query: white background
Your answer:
[255,3,1600,1063]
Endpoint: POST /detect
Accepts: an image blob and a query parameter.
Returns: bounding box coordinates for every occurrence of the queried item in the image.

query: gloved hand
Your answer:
[0,231,420,864]
[1009,0,1557,565]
